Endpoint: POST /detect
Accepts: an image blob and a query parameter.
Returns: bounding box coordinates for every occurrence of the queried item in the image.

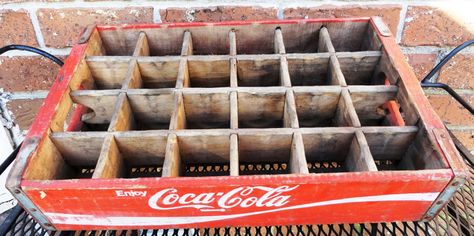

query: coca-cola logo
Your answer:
[148,185,299,212]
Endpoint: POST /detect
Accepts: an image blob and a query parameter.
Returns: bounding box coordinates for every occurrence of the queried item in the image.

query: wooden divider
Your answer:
[335,89,361,127]
[133,32,150,57]
[274,28,285,54]
[290,132,309,174]
[229,30,238,88]
[230,91,238,129]
[345,130,378,172]
[169,92,186,130]
[283,90,299,128]
[107,93,135,132]
[162,134,181,177]
[36,24,449,182]
[121,60,143,89]
[318,27,335,53]
[230,134,239,176]
[93,135,125,178]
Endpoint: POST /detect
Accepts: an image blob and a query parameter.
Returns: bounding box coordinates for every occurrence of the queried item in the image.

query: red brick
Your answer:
[438,54,474,90]
[37,7,153,48]
[0,56,64,92]
[160,6,278,23]
[404,54,437,81]
[7,99,44,131]
[0,10,38,48]
[427,94,474,126]
[451,130,474,151]
[402,6,474,46]
[284,5,402,35]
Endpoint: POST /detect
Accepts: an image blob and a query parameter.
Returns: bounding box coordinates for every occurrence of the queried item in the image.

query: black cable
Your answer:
[420,39,474,115]
[0,45,63,176]
[0,44,64,66]
[421,40,474,84]
[0,141,22,176]
[422,83,474,115]
[0,205,23,235]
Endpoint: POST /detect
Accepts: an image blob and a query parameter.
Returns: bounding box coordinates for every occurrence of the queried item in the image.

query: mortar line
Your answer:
[277,3,284,20]
[26,7,46,48]
[445,125,474,131]
[423,88,474,95]
[1,1,276,10]
[0,95,23,147]
[153,6,162,23]
[401,46,474,54]
[396,3,408,43]
[7,91,49,100]
[1,0,448,11]
[430,50,448,83]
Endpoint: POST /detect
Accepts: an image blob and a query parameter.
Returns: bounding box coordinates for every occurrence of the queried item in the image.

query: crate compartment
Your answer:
[126,90,175,130]
[238,90,294,128]
[278,24,321,53]
[162,133,231,177]
[85,57,180,89]
[337,51,383,85]
[187,30,230,55]
[349,86,405,126]
[69,90,119,131]
[237,57,281,87]
[137,59,180,88]
[100,29,181,56]
[364,127,418,171]
[19,133,105,180]
[294,87,360,127]
[176,91,230,129]
[303,128,362,173]
[237,131,303,175]
[93,132,168,178]
[234,26,277,54]
[85,58,130,89]
[187,58,230,87]
[287,55,336,86]
[364,127,448,170]
[99,28,232,56]
[324,21,382,52]
[302,128,377,173]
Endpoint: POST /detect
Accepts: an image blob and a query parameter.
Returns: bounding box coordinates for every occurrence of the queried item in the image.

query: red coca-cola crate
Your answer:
[7,17,468,231]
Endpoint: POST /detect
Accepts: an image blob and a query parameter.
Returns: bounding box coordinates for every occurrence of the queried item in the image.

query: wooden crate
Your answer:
[6,17,468,231]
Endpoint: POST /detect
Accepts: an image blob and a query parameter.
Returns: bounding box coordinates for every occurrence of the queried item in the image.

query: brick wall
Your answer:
[0,0,473,152]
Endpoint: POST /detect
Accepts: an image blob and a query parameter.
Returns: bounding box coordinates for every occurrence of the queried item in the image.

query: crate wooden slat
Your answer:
[6,17,468,231]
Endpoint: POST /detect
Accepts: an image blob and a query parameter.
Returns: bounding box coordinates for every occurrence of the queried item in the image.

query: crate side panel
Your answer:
[23,171,451,230]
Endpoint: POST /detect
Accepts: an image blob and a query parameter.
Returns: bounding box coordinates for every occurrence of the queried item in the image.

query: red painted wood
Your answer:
[383,79,405,126]
[66,104,87,131]
[369,18,468,177]
[23,170,451,230]
[10,18,466,230]
[17,43,90,185]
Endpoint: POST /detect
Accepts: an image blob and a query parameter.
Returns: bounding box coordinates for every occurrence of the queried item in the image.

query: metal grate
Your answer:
[307,161,346,173]
[3,160,473,236]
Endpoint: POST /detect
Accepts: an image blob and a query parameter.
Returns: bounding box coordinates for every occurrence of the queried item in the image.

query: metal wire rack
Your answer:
[2,158,472,236]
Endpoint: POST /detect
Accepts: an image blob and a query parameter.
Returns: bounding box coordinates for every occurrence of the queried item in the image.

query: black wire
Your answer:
[421,40,474,84]
[0,204,23,235]
[420,39,474,115]
[0,44,64,66]
[0,141,22,176]
[422,83,474,115]
[0,45,63,176]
